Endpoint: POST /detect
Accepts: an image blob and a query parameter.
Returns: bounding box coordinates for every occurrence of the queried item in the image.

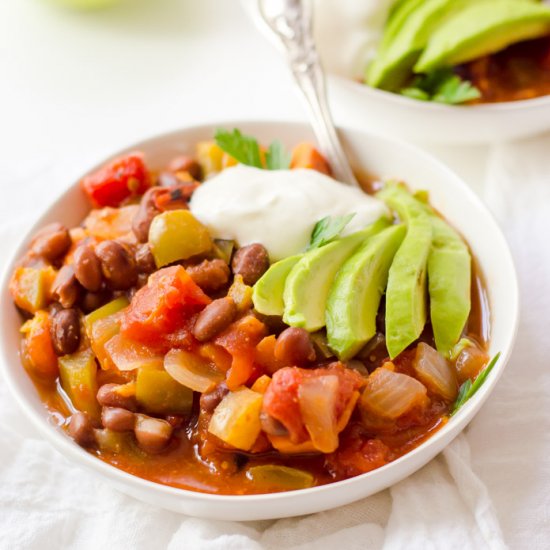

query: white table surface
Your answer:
[0,1,544,548]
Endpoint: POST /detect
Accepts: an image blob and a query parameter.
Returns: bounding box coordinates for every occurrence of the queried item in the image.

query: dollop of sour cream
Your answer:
[189,165,389,261]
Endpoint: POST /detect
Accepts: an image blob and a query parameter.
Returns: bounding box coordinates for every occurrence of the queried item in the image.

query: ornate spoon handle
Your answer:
[258,0,359,187]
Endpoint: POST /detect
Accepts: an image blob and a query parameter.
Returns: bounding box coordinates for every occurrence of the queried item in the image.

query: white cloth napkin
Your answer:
[2,131,550,549]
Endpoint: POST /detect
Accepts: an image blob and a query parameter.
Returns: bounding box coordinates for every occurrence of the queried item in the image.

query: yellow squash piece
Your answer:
[208,387,263,451]
[10,266,56,314]
[246,465,314,491]
[136,368,194,415]
[196,141,225,176]
[85,296,129,333]
[85,297,129,370]
[148,210,212,268]
[58,348,100,418]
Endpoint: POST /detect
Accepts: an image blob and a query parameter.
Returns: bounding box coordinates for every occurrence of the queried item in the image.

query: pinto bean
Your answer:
[80,289,111,313]
[50,308,81,356]
[135,243,156,274]
[73,244,103,292]
[51,265,81,309]
[132,187,161,243]
[231,243,269,286]
[168,155,203,181]
[274,327,316,366]
[96,383,137,411]
[199,382,229,413]
[185,259,230,292]
[192,297,237,342]
[95,240,137,290]
[68,411,95,447]
[31,223,71,262]
[134,414,173,453]
[101,407,135,432]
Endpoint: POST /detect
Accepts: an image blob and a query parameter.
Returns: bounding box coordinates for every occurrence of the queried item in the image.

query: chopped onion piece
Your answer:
[413,342,458,401]
[104,334,164,371]
[454,343,489,384]
[298,374,339,453]
[164,349,224,393]
[208,388,263,451]
[361,368,428,419]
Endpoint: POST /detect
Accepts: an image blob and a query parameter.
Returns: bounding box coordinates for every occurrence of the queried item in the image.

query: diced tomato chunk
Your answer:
[326,426,390,478]
[81,153,151,208]
[120,266,210,346]
[262,363,364,444]
[214,315,267,390]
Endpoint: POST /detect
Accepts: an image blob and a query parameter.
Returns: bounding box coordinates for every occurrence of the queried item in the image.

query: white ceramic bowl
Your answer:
[327,75,550,145]
[0,121,518,520]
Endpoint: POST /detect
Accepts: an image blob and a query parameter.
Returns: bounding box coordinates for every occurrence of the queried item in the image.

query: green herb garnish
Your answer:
[451,352,501,415]
[215,129,291,170]
[266,140,291,170]
[308,214,355,250]
[400,68,481,106]
[215,128,263,168]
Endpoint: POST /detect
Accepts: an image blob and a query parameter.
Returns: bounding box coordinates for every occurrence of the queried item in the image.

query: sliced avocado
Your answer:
[379,183,471,356]
[252,254,301,316]
[326,224,406,361]
[377,184,432,359]
[427,216,471,356]
[378,0,425,54]
[368,0,503,91]
[283,218,390,332]
[415,1,550,73]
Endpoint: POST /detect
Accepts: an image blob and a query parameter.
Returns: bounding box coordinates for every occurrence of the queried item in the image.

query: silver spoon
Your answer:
[257,0,360,187]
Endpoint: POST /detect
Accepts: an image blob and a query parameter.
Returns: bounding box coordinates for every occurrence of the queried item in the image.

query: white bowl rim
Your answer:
[330,73,550,113]
[0,119,519,507]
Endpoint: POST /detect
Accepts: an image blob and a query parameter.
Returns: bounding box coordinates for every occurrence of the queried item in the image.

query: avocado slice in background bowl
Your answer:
[415,0,550,73]
[367,0,484,91]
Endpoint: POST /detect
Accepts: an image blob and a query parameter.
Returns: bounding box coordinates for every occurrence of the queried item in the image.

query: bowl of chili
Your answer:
[0,121,518,519]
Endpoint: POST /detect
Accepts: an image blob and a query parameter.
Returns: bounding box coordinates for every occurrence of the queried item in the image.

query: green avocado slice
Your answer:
[326,224,406,361]
[367,0,523,91]
[427,215,471,356]
[377,184,432,359]
[378,0,426,55]
[252,254,302,317]
[415,1,550,73]
[283,218,390,332]
[379,183,471,357]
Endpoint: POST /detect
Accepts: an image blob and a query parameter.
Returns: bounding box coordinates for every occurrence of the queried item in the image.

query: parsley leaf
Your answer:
[451,352,501,415]
[215,129,292,171]
[215,128,263,168]
[308,214,355,250]
[400,68,481,106]
[433,75,481,105]
[266,140,291,170]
